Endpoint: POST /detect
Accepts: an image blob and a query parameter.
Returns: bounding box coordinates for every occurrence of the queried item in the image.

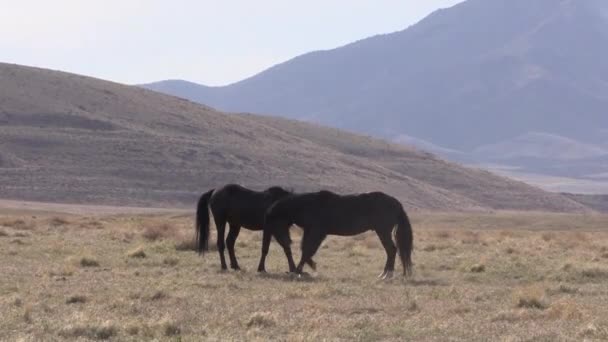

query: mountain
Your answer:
[142,0,608,192]
[0,62,588,212]
[474,132,608,161]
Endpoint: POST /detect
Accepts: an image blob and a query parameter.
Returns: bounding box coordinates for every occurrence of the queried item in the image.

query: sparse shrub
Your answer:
[541,232,555,242]
[0,229,8,237]
[49,267,75,277]
[470,264,485,273]
[246,312,276,328]
[23,305,33,323]
[450,306,471,315]
[174,236,196,251]
[66,295,87,304]
[127,247,146,258]
[437,264,454,271]
[545,299,584,320]
[505,247,515,254]
[163,257,179,266]
[3,219,34,230]
[142,223,175,241]
[554,284,578,294]
[13,297,22,307]
[363,236,379,249]
[435,231,450,239]
[407,300,419,312]
[348,245,369,258]
[602,252,608,259]
[492,309,536,322]
[422,245,437,252]
[461,231,481,244]
[126,324,139,336]
[49,217,70,227]
[579,323,608,339]
[161,319,181,336]
[572,232,589,242]
[59,322,118,340]
[82,220,104,229]
[80,257,100,267]
[581,267,608,280]
[149,290,168,301]
[122,232,135,242]
[513,284,547,309]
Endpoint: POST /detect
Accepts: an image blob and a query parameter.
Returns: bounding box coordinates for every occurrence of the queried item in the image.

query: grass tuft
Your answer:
[163,257,179,266]
[513,284,547,309]
[2,219,35,230]
[581,267,608,280]
[246,312,276,328]
[545,299,585,320]
[66,295,87,304]
[470,264,486,273]
[555,284,578,294]
[149,290,168,301]
[127,247,146,258]
[161,319,181,337]
[142,223,175,241]
[59,322,118,340]
[49,216,70,227]
[174,236,197,251]
[80,257,100,267]
[23,305,33,324]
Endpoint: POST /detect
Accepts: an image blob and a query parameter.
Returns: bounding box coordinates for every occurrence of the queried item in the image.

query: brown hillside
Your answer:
[0,63,586,212]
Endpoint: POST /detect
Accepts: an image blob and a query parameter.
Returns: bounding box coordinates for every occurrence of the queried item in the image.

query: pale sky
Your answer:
[0,0,463,86]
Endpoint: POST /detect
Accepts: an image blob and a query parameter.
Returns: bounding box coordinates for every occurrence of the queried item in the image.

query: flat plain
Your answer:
[1,204,608,341]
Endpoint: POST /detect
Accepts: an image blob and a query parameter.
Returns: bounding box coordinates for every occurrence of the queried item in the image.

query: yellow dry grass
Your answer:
[1,209,608,341]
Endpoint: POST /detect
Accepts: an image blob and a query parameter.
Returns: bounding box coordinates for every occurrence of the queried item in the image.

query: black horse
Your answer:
[257,190,413,279]
[196,184,316,271]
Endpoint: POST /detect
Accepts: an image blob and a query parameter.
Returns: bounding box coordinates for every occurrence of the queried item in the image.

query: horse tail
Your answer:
[395,206,414,276]
[195,189,214,254]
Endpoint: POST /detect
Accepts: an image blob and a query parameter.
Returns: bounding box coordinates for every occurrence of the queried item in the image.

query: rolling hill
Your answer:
[143,0,608,192]
[0,62,588,212]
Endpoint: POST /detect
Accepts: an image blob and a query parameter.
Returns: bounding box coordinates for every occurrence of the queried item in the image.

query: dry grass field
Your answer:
[2,207,608,341]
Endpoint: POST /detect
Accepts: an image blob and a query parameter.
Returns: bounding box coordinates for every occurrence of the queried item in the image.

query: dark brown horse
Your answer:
[196,184,316,271]
[257,190,413,279]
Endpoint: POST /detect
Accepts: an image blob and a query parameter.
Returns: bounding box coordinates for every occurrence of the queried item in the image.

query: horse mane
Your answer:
[316,190,341,200]
[265,186,292,196]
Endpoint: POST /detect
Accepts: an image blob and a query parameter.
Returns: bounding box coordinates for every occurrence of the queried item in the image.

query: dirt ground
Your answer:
[1,204,608,341]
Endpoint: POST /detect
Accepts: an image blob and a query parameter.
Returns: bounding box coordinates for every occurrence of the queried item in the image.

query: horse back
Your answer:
[209,184,275,229]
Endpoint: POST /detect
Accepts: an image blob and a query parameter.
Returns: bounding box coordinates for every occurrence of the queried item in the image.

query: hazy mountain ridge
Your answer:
[142,0,608,192]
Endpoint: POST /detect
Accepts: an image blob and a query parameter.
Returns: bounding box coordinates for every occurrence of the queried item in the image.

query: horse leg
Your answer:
[215,217,228,270]
[257,228,272,273]
[296,229,325,274]
[226,224,241,270]
[274,227,297,273]
[376,227,397,279]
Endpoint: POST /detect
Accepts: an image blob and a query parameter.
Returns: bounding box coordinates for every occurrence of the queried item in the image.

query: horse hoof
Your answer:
[309,261,317,271]
[382,271,394,280]
[377,271,387,279]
